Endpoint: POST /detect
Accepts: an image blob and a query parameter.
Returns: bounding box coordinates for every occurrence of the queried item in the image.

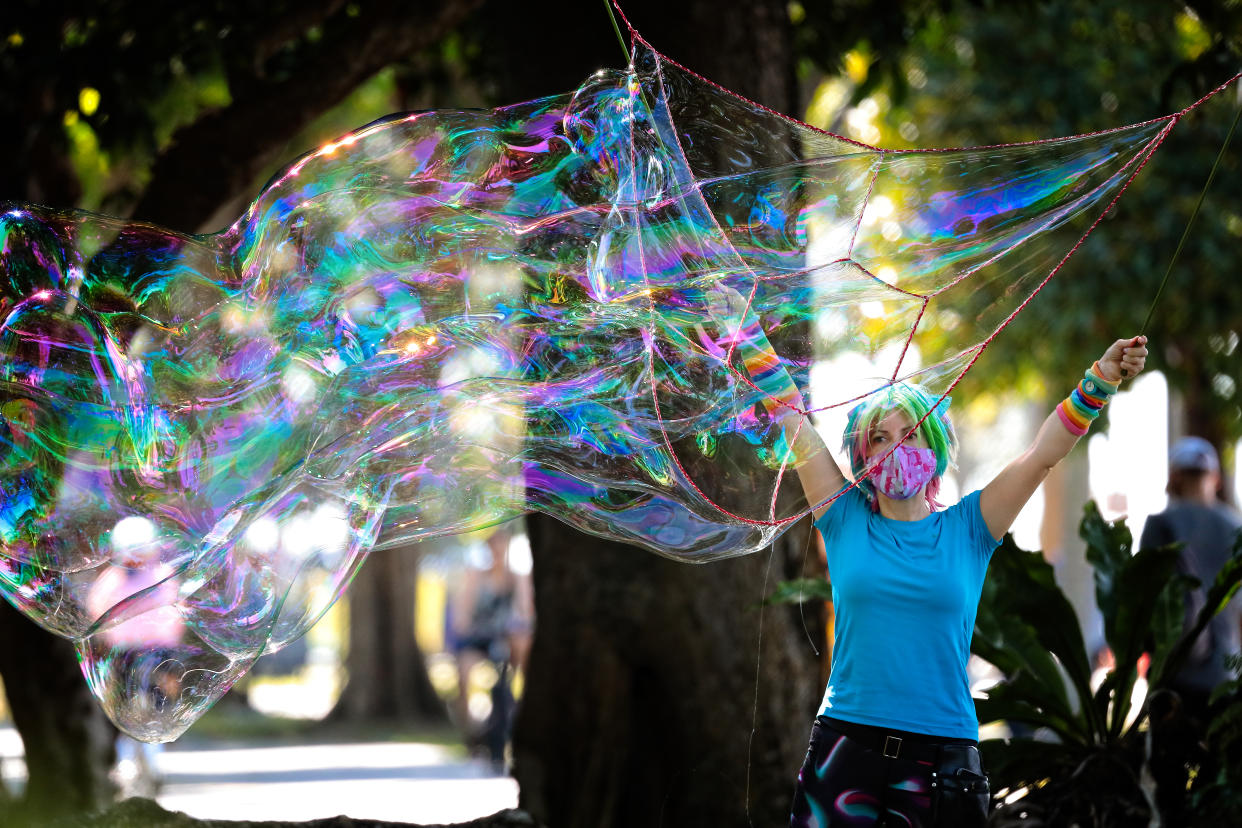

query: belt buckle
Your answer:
[883,735,902,759]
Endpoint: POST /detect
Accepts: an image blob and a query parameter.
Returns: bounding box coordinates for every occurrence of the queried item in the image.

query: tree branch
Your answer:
[133,0,483,232]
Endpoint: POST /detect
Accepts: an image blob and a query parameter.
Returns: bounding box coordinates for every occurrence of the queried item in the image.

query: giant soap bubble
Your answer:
[0,35,1228,740]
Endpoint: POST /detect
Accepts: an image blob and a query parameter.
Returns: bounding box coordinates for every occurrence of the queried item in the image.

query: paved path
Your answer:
[0,725,25,794]
[158,740,518,824]
[1,726,519,825]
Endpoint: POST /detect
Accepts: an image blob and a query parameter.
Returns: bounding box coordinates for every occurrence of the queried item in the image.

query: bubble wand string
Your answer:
[1138,81,1241,339]
[604,0,632,65]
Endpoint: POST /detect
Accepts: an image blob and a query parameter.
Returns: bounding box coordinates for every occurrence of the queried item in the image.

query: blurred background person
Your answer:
[87,517,185,797]
[449,529,534,766]
[1139,436,1242,725]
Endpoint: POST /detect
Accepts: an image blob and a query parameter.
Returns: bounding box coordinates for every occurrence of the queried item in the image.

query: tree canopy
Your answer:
[825,0,1242,450]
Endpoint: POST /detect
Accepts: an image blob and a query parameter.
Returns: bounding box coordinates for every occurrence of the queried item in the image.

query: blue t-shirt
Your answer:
[814,487,1000,739]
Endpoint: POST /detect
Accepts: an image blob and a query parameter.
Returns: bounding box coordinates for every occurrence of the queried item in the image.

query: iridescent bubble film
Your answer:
[0,38,1190,740]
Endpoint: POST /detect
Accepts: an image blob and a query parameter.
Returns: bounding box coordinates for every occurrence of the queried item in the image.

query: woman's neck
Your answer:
[876,492,931,521]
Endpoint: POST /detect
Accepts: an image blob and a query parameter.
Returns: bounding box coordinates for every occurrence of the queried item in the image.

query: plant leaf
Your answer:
[764,576,832,606]
[1149,533,1242,688]
[1079,502,1184,737]
[973,535,1094,729]
[977,674,1089,745]
[981,737,1079,793]
[1145,571,1199,688]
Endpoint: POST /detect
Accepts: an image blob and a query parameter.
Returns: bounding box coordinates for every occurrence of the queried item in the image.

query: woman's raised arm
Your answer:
[980,336,1148,541]
[718,292,846,519]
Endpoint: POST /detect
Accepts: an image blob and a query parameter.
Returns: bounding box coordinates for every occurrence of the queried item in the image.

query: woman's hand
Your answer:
[1096,335,1149,382]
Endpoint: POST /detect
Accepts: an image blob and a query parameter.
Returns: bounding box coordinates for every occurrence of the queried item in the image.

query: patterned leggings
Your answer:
[790,717,943,827]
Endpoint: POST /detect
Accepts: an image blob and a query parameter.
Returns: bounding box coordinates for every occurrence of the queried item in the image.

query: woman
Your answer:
[779,335,1148,827]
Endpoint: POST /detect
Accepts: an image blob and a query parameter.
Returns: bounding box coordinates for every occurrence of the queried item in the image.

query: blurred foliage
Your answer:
[761,576,834,606]
[3,2,297,209]
[1190,652,1242,823]
[834,0,1242,448]
[0,0,469,219]
[6,1,1240,399]
[792,0,964,104]
[975,503,1242,827]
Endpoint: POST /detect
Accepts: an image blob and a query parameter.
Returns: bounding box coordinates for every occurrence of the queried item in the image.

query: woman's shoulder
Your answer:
[942,489,1001,552]
[947,489,983,510]
[835,484,872,515]
[939,490,986,526]
[814,484,870,531]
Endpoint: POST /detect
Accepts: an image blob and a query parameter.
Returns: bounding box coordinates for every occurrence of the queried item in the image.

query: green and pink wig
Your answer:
[843,383,958,511]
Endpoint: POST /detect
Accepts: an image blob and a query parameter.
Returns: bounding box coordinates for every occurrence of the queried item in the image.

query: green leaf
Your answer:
[1080,502,1184,737]
[763,576,832,606]
[981,737,1080,793]
[1146,571,1199,686]
[1080,501,1133,608]
[974,535,1094,729]
[970,634,1026,679]
[1092,665,1141,741]
[977,673,1089,745]
[1150,534,1242,688]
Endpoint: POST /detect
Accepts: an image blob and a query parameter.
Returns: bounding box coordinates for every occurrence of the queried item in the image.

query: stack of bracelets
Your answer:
[1056,361,1121,436]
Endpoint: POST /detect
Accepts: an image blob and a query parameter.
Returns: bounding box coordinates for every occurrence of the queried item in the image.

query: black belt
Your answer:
[819,716,976,763]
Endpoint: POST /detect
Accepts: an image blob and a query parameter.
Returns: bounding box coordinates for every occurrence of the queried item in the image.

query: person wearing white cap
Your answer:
[1139,436,1242,721]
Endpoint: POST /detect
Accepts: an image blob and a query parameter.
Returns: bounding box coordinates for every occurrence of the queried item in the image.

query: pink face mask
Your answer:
[869,444,938,501]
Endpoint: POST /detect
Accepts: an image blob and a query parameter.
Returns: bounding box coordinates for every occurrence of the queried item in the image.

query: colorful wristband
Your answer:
[1084,361,1120,396]
[1056,400,1091,436]
[1056,362,1120,436]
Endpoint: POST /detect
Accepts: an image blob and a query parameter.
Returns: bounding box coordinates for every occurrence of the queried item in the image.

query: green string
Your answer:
[604,0,632,66]
[1138,85,1242,337]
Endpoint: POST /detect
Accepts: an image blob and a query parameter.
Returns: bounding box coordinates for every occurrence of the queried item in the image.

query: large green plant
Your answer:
[977,502,1242,827]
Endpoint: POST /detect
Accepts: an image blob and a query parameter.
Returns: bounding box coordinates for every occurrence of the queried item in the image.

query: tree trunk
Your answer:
[481,2,824,824]
[131,0,483,234]
[330,545,446,723]
[514,517,824,827]
[0,93,115,821]
[0,603,115,822]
